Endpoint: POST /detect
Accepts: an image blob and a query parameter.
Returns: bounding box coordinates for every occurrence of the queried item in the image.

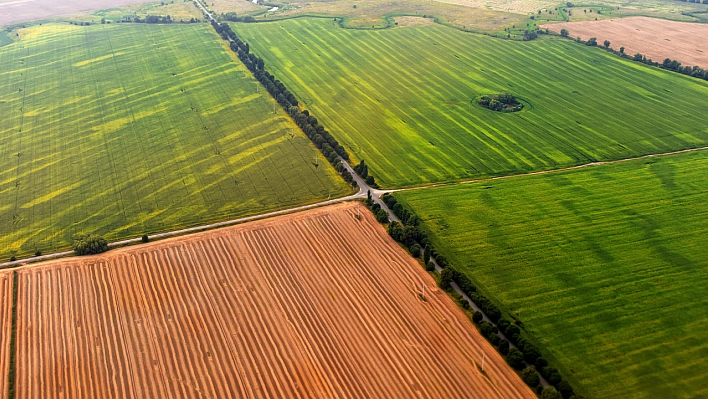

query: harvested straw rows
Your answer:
[12,202,533,398]
[0,271,11,399]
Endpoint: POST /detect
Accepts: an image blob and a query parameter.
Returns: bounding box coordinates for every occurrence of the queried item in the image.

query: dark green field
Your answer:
[0,23,348,259]
[233,18,708,188]
[396,151,708,399]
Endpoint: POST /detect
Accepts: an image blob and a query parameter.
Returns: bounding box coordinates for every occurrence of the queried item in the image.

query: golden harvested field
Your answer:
[12,203,534,399]
[0,271,11,399]
[0,0,148,26]
[543,17,708,68]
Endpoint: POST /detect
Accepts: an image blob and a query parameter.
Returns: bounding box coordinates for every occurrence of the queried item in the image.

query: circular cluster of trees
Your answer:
[478,93,523,112]
[72,234,108,256]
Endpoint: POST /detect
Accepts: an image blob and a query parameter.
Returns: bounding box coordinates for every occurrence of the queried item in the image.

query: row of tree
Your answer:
[373,193,580,399]
[217,12,256,22]
[353,160,378,188]
[210,21,354,184]
[113,15,201,23]
[561,31,708,83]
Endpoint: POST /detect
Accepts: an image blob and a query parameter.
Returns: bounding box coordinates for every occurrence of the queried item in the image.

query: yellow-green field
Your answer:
[396,151,708,399]
[233,18,708,188]
[0,22,348,259]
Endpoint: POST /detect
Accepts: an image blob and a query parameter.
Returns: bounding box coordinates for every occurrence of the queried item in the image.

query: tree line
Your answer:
[559,29,708,82]
[112,15,202,23]
[210,21,355,185]
[371,193,580,399]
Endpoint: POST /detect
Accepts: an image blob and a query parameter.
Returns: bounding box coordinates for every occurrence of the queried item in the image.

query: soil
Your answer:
[11,202,535,398]
[542,17,708,68]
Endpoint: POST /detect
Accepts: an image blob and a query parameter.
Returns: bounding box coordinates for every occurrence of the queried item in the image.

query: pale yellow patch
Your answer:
[98,108,163,134]
[394,16,434,27]
[21,182,81,209]
[74,52,122,67]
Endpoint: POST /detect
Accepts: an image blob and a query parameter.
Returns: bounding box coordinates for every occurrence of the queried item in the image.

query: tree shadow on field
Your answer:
[649,160,677,191]
[622,210,693,270]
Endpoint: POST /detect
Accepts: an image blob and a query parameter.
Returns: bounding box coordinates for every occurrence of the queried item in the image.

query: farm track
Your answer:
[11,203,534,399]
[401,144,708,192]
[0,271,11,399]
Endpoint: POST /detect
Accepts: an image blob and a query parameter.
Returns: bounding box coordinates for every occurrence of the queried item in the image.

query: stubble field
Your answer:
[543,17,708,68]
[0,0,148,26]
[0,271,11,399]
[396,151,708,399]
[10,203,534,399]
[0,22,348,259]
[233,18,708,188]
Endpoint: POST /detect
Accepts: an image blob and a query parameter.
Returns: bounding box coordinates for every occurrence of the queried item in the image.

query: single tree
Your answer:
[560,28,569,37]
[506,348,526,370]
[73,234,109,256]
[556,381,575,399]
[619,46,625,54]
[521,366,540,388]
[541,386,563,399]
[438,268,453,289]
[498,339,510,355]
[603,39,610,48]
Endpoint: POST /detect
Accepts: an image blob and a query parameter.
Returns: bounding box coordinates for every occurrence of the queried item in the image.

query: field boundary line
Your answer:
[0,191,367,271]
[399,145,708,193]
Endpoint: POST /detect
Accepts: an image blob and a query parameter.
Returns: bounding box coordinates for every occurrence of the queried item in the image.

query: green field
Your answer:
[232,18,708,188]
[0,23,348,259]
[396,151,708,399]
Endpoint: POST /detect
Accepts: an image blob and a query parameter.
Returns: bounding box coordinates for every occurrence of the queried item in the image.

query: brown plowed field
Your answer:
[0,271,12,399]
[543,17,708,68]
[13,202,534,399]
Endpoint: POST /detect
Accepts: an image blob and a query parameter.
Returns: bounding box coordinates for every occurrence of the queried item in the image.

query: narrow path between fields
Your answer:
[398,144,708,193]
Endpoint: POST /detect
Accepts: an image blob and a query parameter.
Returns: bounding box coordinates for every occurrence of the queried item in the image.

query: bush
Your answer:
[556,381,575,399]
[505,324,520,343]
[506,348,525,370]
[439,268,453,289]
[541,366,558,379]
[489,333,501,347]
[375,209,389,223]
[9,256,16,262]
[547,372,563,386]
[535,357,548,370]
[34,251,42,257]
[479,321,494,338]
[521,366,540,388]
[425,261,436,272]
[498,339,510,355]
[73,234,109,256]
[497,318,510,333]
[522,343,542,364]
[542,386,563,399]
[409,243,421,257]
[141,234,149,243]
